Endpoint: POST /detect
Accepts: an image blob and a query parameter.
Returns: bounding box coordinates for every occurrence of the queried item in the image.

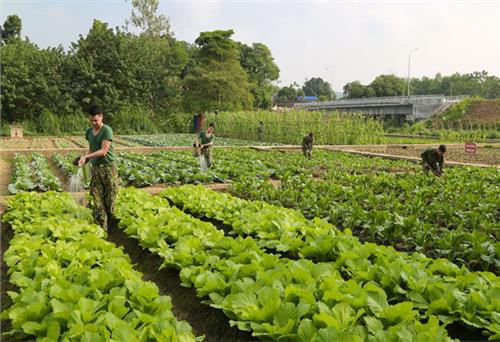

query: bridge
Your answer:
[294,95,467,121]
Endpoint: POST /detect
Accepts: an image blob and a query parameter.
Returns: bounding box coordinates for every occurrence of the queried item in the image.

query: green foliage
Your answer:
[2,191,200,341]
[276,84,301,101]
[8,153,61,194]
[343,75,405,98]
[115,186,496,340]
[111,105,158,134]
[183,60,253,112]
[195,29,239,62]
[62,112,88,133]
[303,77,335,100]
[183,30,253,112]
[345,71,500,99]
[1,14,22,44]
[411,71,500,99]
[0,40,79,123]
[207,110,385,144]
[38,109,61,134]
[240,42,280,108]
[370,74,406,97]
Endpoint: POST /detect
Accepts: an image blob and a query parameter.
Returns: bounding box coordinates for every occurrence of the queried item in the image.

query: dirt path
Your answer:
[0,157,12,196]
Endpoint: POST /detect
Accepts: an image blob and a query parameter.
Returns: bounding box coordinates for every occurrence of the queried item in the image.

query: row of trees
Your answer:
[343,72,499,99]
[276,78,335,102]
[0,1,280,133]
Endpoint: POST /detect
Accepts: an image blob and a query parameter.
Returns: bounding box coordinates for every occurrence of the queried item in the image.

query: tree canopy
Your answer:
[0,9,280,133]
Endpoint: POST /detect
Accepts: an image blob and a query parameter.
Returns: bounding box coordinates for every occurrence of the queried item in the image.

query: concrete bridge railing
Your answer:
[294,94,468,120]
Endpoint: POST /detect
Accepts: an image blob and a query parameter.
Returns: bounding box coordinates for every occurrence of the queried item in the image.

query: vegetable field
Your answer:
[1,142,499,341]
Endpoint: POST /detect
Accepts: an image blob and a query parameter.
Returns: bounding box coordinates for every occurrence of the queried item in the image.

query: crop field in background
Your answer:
[1,134,499,341]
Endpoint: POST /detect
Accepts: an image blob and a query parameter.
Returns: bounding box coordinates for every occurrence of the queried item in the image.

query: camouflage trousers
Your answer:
[302,143,313,159]
[90,164,119,230]
[201,147,213,168]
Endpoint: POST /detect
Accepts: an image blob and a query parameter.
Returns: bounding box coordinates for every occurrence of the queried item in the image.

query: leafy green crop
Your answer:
[160,185,500,339]
[2,191,201,341]
[8,153,61,194]
[115,187,496,341]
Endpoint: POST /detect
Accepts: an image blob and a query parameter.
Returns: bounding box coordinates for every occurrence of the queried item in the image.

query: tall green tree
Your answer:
[240,42,280,108]
[343,81,374,98]
[1,40,78,123]
[302,77,335,100]
[1,15,22,44]
[69,20,128,116]
[276,83,304,102]
[183,30,252,112]
[369,74,406,97]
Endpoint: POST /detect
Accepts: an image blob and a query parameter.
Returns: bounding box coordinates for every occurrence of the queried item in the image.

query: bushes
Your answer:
[38,109,61,134]
[110,105,158,134]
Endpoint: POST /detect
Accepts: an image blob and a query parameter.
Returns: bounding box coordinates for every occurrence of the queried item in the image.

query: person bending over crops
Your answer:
[197,123,215,168]
[421,144,446,177]
[302,132,314,159]
[78,105,119,230]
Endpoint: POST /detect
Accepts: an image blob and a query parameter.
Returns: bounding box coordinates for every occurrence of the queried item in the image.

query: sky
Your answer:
[2,0,500,92]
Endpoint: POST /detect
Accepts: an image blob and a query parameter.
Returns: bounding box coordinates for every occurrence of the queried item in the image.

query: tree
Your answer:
[183,30,253,112]
[410,71,500,98]
[0,40,78,123]
[240,42,280,108]
[126,0,170,36]
[369,74,406,97]
[276,83,304,101]
[1,15,22,44]
[276,85,297,101]
[302,77,335,100]
[343,81,367,98]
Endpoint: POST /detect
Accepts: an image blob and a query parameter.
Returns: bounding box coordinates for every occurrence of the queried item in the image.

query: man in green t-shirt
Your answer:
[197,123,215,168]
[421,144,446,177]
[78,105,119,230]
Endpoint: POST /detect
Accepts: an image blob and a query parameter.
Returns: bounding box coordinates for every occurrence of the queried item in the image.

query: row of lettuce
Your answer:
[2,186,498,340]
[7,149,419,194]
[114,186,499,341]
[6,149,499,273]
[2,191,201,341]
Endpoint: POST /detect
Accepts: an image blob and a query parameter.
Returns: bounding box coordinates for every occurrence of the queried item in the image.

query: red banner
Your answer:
[465,142,476,155]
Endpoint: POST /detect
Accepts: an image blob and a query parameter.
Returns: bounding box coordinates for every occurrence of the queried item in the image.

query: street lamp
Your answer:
[325,67,334,101]
[407,48,418,98]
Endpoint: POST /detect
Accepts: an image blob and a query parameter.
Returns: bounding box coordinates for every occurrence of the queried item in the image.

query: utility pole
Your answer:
[407,48,418,98]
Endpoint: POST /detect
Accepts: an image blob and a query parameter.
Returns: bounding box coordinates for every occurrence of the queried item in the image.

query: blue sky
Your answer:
[2,0,500,92]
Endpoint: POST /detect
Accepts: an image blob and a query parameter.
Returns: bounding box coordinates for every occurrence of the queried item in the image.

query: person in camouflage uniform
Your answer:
[78,105,119,230]
[197,123,215,168]
[257,121,264,142]
[421,144,447,177]
[301,132,314,159]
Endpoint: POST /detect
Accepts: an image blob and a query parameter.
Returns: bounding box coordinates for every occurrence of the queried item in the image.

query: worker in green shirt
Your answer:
[421,144,447,177]
[78,105,119,230]
[197,123,215,168]
[302,132,314,159]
